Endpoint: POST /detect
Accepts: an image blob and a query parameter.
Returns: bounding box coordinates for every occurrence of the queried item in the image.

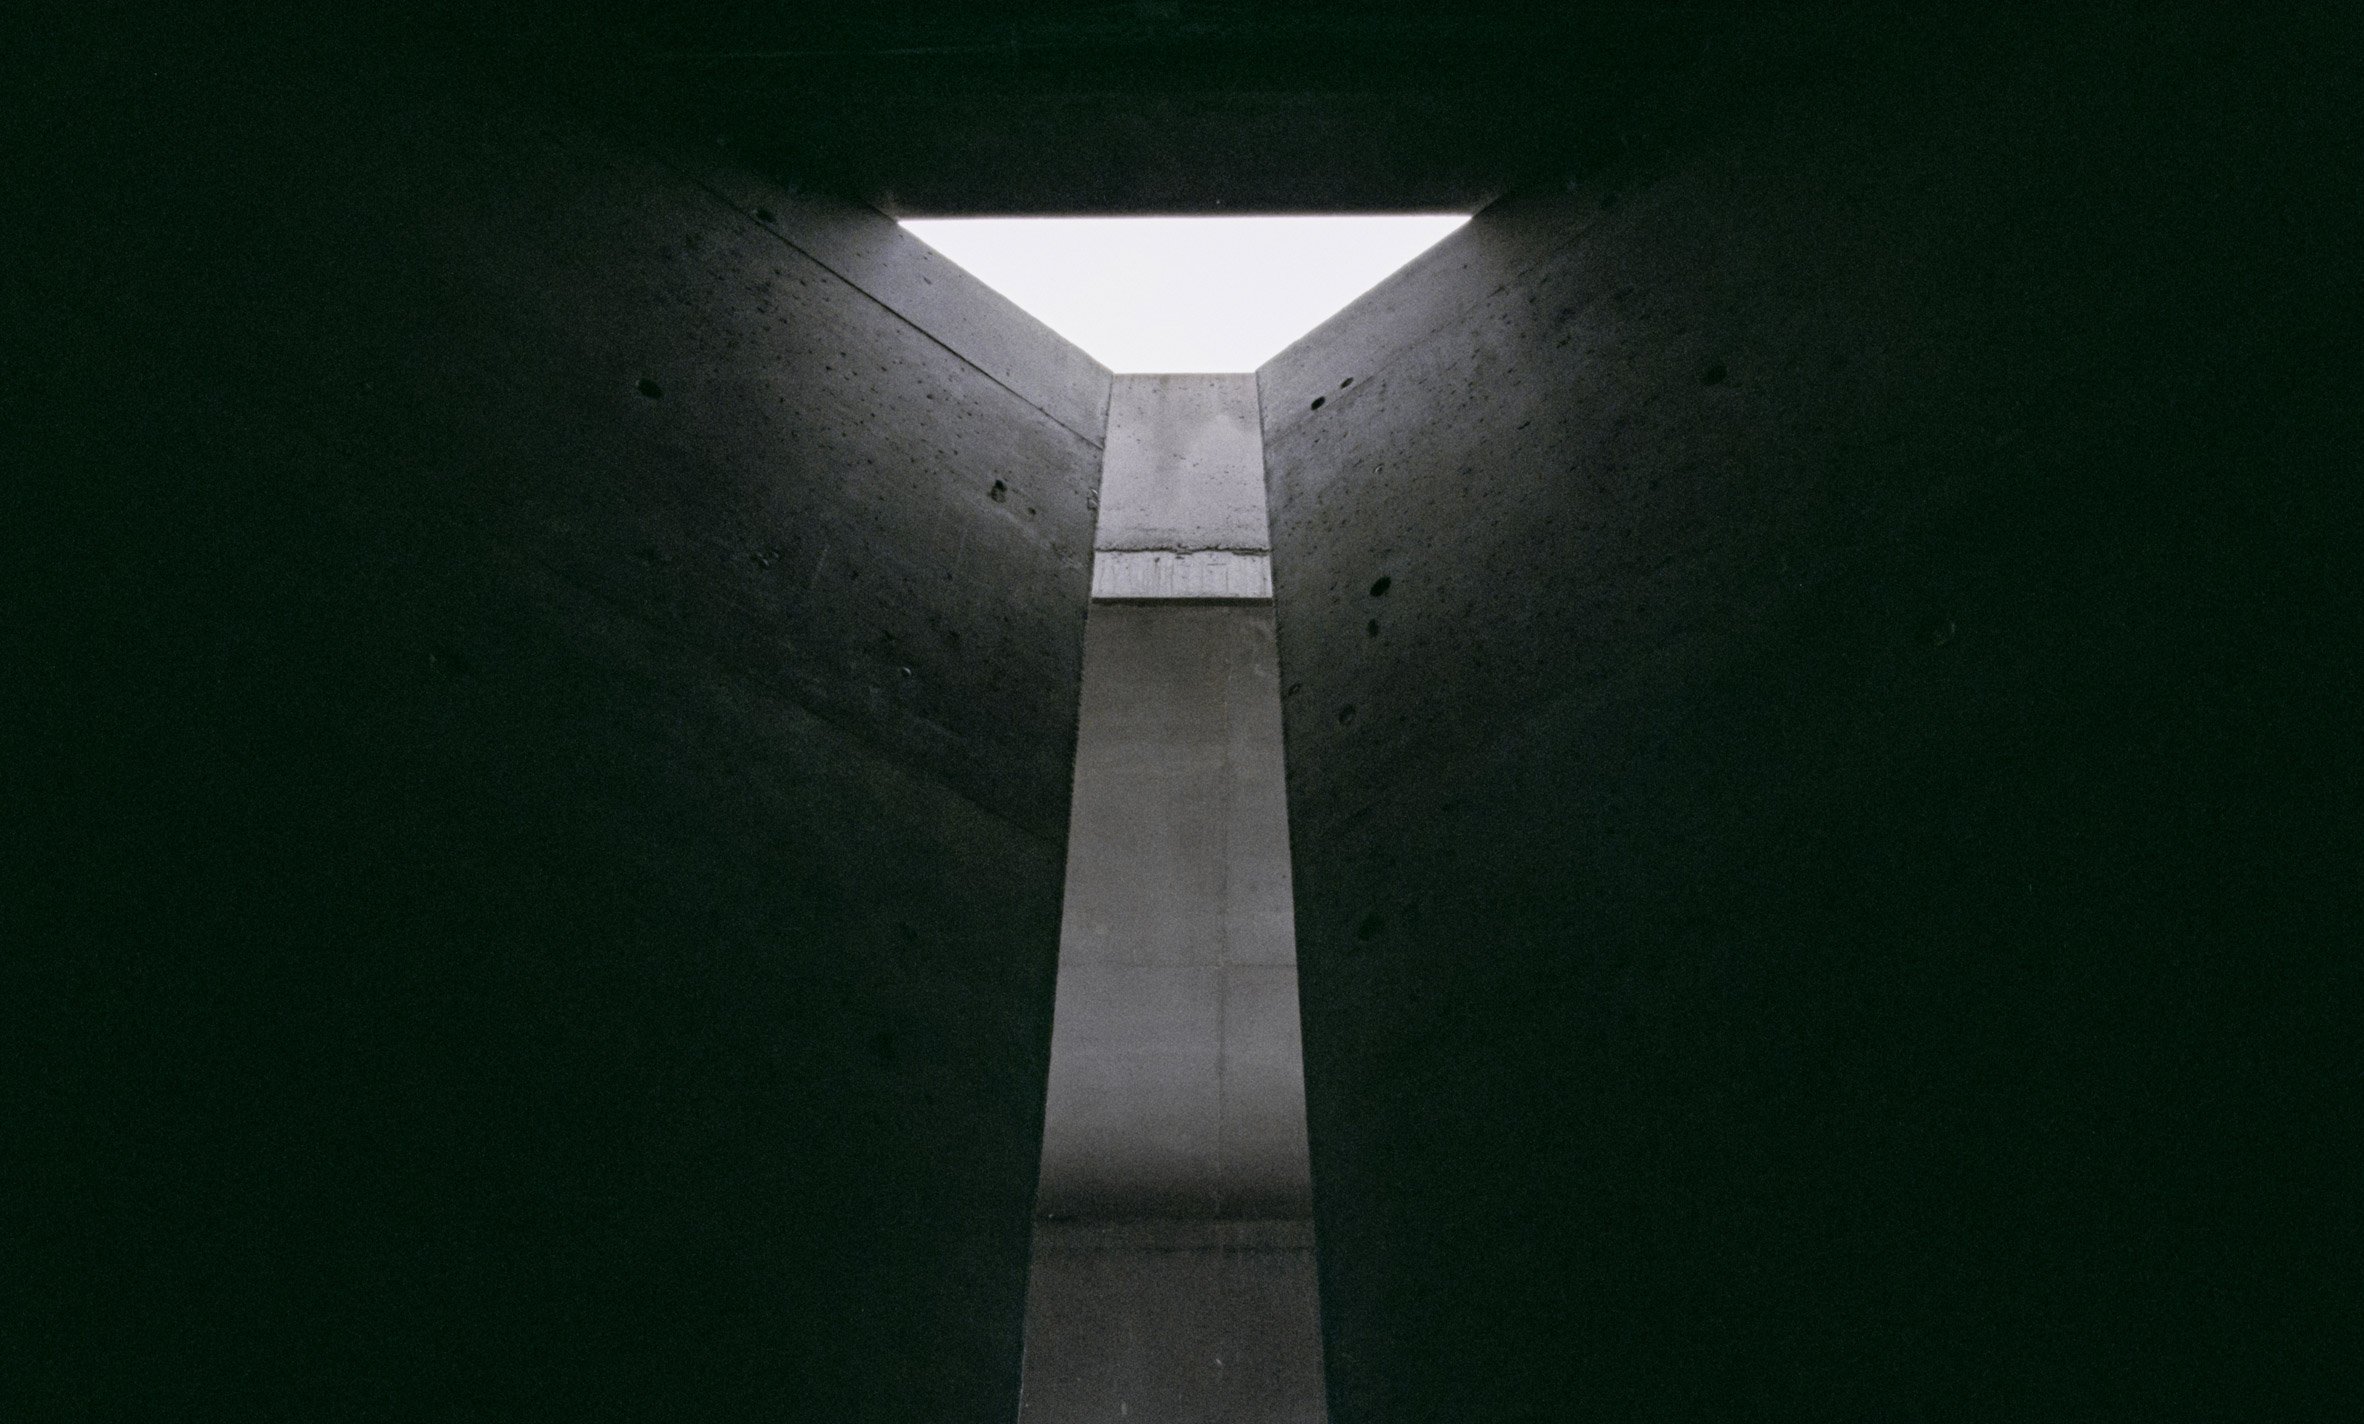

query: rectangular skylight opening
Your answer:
[899,215,1469,373]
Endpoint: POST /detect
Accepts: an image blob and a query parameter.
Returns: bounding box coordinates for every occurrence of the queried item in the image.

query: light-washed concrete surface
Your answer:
[1095,375,1270,555]
[1022,609,1326,1422]
[1036,605,1310,1219]
[664,152,1113,446]
[1022,372,1324,1419]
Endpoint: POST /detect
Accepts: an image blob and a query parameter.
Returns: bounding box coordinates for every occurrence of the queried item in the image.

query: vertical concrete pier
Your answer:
[1020,377,1327,1422]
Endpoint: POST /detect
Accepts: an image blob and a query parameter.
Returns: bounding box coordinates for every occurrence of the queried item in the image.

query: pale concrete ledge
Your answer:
[1091,549,1273,601]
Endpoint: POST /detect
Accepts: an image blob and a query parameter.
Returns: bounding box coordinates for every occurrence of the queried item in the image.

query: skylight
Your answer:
[900,215,1469,373]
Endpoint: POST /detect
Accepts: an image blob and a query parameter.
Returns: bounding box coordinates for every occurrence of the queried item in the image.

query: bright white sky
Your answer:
[900,215,1469,373]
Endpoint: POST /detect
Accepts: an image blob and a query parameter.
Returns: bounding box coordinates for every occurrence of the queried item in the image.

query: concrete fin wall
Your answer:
[1037,606,1310,1221]
[13,66,1107,1420]
[1257,19,2358,1420]
[1019,376,1328,1421]
[1090,374,1276,602]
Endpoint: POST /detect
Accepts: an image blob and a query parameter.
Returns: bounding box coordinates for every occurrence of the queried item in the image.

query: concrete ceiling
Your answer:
[524,3,1896,213]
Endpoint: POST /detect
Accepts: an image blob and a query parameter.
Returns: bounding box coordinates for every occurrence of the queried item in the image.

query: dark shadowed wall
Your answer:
[1259,15,2358,1421]
[11,61,1103,1420]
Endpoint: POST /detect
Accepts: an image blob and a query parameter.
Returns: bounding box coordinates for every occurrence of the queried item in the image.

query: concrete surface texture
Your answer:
[1020,606,1329,1423]
[1091,374,1276,602]
[1258,17,2357,1422]
[14,69,1104,1421]
[1092,549,1276,601]
[1019,373,1327,1420]
[1038,606,1309,1219]
[1096,375,1273,555]
[1022,1221,1328,1424]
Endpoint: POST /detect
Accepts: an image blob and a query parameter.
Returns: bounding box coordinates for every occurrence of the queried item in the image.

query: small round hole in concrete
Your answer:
[1355,910,1386,942]
[1336,704,1357,726]
[1369,575,1391,597]
[637,378,663,399]
[1699,361,1728,386]
[989,480,1007,502]
[1340,377,1355,388]
[755,207,776,223]
[1366,619,1380,637]
[1309,396,1326,410]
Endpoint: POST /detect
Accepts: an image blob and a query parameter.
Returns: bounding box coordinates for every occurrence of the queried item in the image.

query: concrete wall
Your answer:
[12,64,1104,1419]
[1038,606,1309,1222]
[1092,375,1276,600]
[1019,374,1327,1421]
[1259,16,2357,1421]
[1021,608,1327,1424]
[1022,1219,1326,1424]
[1095,376,1273,556]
